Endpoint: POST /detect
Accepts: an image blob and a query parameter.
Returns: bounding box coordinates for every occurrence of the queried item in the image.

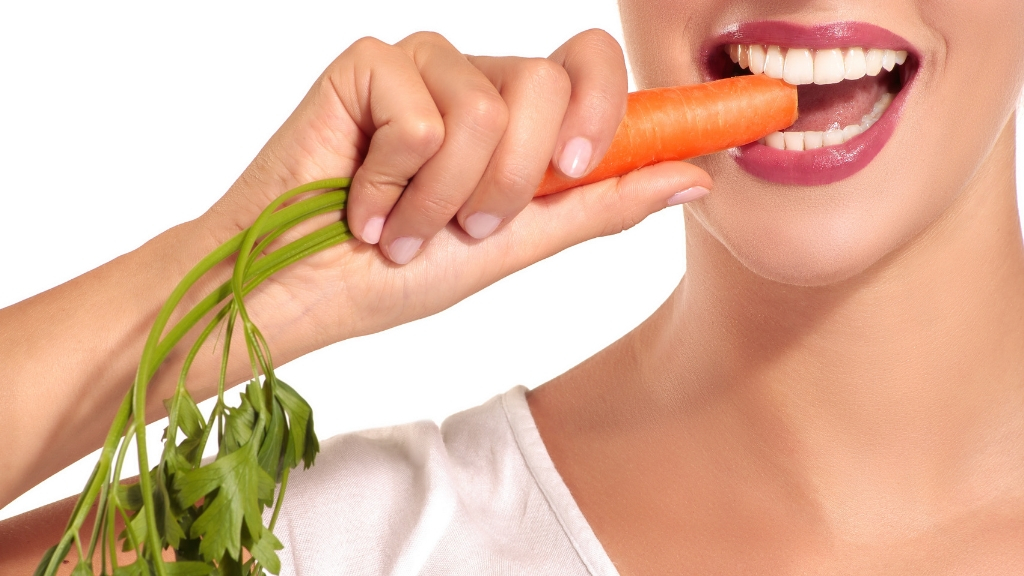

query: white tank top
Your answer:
[270,386,620,575]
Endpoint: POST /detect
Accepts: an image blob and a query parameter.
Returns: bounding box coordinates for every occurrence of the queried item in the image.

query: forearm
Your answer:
[0,487,175,575]
[0,216,259,507]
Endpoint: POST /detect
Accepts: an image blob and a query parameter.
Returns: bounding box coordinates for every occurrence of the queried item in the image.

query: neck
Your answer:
[640,117,1024,531]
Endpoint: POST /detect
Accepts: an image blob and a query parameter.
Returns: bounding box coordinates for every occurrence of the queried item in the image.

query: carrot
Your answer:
[535,74,798,197]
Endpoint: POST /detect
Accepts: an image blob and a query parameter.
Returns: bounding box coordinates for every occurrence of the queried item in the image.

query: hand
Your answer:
[0,29,712,510]
[201,29,713,355]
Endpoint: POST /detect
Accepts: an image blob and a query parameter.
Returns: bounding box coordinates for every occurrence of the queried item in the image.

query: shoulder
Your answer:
[282,388,516,514]
[271,387,598,575]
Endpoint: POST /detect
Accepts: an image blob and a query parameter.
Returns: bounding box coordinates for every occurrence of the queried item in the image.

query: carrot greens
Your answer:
[35,179,352,576]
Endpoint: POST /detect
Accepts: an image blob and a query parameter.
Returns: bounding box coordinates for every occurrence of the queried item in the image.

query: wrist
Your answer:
[166,202,350,384]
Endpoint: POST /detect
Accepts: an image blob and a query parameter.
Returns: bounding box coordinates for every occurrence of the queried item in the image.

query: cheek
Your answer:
[913,0,1024,173]
[618,0,732,87]
[677,2,1024,287]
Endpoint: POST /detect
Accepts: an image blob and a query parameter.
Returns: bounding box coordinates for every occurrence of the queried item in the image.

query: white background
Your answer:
[1,1,1022,521]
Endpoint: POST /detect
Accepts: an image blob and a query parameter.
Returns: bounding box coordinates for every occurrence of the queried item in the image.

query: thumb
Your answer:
[503,161,712,266]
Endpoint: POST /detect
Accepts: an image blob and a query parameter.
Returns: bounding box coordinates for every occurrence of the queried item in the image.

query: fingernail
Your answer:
[667,186,711,206]
[464,212,503,239]
[557,137,593,179]
[362,217,385,244]
[388,236,422,265]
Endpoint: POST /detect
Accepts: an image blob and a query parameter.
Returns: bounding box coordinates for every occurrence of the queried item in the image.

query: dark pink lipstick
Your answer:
[702,21,920,186]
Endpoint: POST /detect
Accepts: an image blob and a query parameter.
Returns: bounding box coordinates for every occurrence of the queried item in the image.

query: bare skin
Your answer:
[3,0,1024,574]
[0,28,710,574]
[529,118,1024,574]
[527,0,1024,573]
[0,494,174,575]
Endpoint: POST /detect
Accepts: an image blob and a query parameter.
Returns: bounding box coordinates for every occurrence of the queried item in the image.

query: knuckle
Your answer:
[457,90,509,137]
[601,213,638,237]
[617,212,643,233]
[416,192,463,222]
[354,164,409,198]
[580,88,623,127]
[519,58,571,100]
[396,116,445,159]
[489,162,535,198]
[400,30,450,51]
[346,35,389,59]
[597,190,641,236]
[573,29,624,59]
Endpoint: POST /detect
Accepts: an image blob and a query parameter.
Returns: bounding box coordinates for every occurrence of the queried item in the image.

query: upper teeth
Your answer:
[727,44,906,150]
[727,44,908,85]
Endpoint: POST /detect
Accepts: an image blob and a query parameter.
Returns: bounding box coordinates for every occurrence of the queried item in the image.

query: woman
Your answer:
[2,0,1023,572]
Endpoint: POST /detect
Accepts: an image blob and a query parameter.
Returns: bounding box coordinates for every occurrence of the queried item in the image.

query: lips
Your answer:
[701,22,920,186]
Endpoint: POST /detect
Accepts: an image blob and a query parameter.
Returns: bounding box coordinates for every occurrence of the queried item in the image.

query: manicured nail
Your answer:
[557,137,593,179]
[463,212,503,239]
[388,236,422,265]
[667,186,711,206]
[362,216,385,244]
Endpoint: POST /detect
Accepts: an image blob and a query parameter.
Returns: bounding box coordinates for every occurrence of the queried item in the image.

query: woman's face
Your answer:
[618,0,1024,286]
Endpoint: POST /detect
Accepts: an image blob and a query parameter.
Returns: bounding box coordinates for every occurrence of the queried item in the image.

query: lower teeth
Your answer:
[760,92,895,151]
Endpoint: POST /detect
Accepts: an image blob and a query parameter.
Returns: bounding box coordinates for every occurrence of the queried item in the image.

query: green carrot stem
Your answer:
[40,178,352,575]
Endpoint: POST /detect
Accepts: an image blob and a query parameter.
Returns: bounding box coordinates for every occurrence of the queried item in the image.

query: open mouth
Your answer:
[703,22,920,185]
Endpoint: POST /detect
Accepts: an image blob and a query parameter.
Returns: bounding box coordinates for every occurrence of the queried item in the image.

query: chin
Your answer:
[684,189,919,288]
[724,232,885,288]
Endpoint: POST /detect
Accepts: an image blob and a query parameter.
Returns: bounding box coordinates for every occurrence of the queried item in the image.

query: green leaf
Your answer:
[174,442,274,561]
[222,395,256,455]
[155,474,186,549]
[248,528,283,575]
[172,508,203,563]
[217,553,244,576]
[257,400,286,483]
[162,391,204,441]
[122,508,147,552]
[117,483,144,512]
[245,379,267,416]
[120,469,185,552]
[176,436,204,467]
[175,392,205,439]
[111,559,146,576]
[274,379,319,469]
[302,411,320,468]
[163,561,214,576]
[191,488,239,561]
[70,562,94,576]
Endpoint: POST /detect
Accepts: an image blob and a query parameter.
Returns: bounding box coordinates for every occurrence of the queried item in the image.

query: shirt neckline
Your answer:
[500,385,621,576]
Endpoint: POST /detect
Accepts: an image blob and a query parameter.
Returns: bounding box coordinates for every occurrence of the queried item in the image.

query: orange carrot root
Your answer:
[535,75,798,197]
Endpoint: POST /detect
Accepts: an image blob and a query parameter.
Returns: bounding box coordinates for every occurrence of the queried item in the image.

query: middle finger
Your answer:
[455,55,572,240]
[378,32,509,264]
